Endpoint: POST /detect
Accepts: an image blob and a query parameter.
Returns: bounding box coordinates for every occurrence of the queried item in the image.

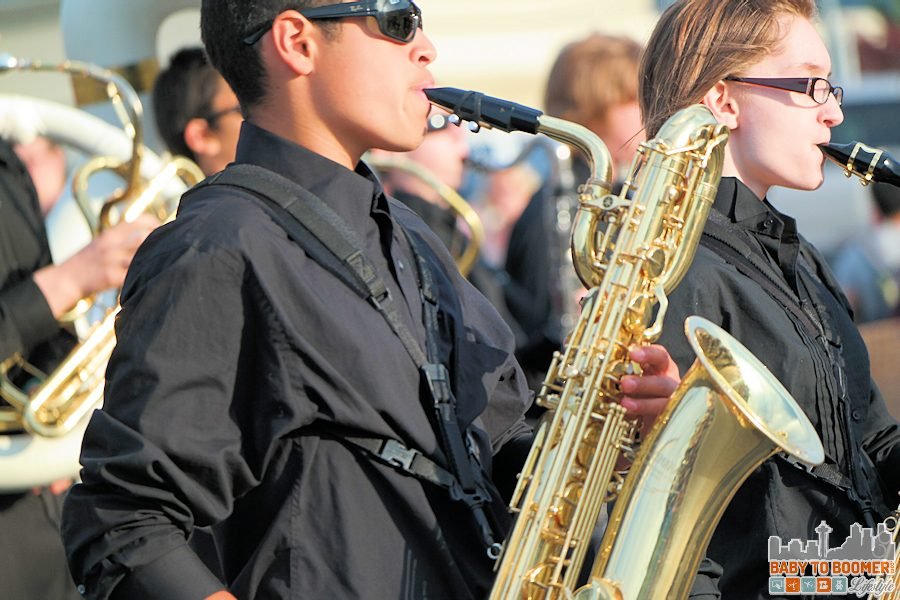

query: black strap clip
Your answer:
[379,438,420,471]
[368,286,392,309]
[423,363,453,409]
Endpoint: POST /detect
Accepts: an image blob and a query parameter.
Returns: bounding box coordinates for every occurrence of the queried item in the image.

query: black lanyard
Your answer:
[200,163,503,557]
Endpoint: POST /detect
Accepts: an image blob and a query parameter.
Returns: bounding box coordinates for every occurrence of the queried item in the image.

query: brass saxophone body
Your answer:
[867,502,899,600]
[424,88,824,600]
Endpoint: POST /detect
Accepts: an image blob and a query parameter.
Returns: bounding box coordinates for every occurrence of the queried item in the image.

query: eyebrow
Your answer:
[791,61,832,76]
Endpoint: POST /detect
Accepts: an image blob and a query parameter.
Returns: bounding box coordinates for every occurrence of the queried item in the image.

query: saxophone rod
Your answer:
[819,141,900,187]
[424,87,612,189]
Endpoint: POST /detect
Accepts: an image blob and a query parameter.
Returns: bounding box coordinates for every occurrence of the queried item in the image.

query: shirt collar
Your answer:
[712,176,791,239]
[234,121,389,235]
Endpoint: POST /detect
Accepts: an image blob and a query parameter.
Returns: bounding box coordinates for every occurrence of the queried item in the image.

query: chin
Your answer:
[380,133,425,154]
[789,179,823,192]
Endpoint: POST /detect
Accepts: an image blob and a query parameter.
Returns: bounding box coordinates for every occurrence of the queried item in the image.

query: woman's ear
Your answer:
[268,10,317,77]
[701,80,739,130]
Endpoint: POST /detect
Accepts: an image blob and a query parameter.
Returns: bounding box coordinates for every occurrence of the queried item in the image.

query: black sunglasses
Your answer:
[724,76,843,106]
[243,0,423,46]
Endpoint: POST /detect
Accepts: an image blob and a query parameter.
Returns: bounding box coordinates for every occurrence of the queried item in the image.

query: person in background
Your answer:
[14,134,68,216]
[829,180,900,323]
[543,33,645,182]
[0,128,156,599]
[60,1,680,598]
[152,46,242,176]
[640,1,899,597]
[504,33,645,393]
[373,110,525,343]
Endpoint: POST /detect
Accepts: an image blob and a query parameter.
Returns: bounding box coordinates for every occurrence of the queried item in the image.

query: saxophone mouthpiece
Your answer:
[424,87,543,135]
[819,141,900,188]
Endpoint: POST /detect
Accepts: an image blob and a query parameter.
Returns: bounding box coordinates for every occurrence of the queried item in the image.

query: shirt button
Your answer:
[397,259,405,271]
[763,218,774,228]
[851,409,863,421]
[77,584,86,596]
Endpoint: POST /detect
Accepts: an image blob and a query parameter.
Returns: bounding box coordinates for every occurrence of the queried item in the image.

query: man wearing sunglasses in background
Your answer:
[61,2,680,599]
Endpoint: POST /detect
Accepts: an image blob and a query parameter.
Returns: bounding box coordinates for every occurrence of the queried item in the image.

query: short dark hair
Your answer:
[152,47,221,160]
[200,0,337,116]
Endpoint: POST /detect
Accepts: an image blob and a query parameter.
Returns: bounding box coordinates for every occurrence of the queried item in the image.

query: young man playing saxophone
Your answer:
[61,2,679,598]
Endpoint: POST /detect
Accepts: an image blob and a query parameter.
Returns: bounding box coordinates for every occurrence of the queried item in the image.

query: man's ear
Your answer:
[701,80,739,130]
[183,117,221,158]
[268,10,317,77]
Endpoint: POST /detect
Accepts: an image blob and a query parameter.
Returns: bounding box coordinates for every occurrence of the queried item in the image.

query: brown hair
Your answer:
[544,33,642,127]
[639,0,817,138]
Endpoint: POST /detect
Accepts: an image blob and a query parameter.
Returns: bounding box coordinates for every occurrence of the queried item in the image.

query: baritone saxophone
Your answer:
[424,88,825,600]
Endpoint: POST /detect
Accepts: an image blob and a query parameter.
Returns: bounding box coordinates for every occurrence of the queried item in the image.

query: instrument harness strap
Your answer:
[199,163,502,556]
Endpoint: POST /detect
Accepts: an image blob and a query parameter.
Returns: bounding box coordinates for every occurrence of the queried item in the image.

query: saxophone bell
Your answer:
[589,317,823,600]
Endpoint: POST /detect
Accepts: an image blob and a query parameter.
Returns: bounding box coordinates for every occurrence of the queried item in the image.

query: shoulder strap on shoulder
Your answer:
[205,165,504,553]
[209,165,376,296]
[701,210,822,337]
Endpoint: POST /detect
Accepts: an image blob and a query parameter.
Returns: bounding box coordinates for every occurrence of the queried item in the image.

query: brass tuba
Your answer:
[0,55,203,490]
[425,87,825,599]
[365,153,485,278]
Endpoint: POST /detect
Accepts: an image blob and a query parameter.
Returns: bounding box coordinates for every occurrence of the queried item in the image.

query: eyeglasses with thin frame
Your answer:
[242,0,423,47]
[203,105,242,125]
[724,76,843,106]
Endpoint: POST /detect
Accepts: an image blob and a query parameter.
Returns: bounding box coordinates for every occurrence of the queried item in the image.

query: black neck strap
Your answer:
[197,163,503,556]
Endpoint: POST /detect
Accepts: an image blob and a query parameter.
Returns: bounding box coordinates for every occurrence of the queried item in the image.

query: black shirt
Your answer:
[61,122,533,600]
[392,189,526,349]
[657,177,900,600]
[0,138,61,363]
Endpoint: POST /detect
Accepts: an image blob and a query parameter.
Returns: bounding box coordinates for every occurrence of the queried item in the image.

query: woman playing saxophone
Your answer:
[641,1,900,598]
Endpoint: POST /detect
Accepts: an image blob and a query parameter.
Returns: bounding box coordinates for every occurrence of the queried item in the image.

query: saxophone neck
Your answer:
[536,115,614,193]
[423,87,614,192]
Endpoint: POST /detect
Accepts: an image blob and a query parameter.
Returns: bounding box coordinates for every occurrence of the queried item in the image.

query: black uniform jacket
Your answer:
[657,177,900,600]
[62,122,533,600]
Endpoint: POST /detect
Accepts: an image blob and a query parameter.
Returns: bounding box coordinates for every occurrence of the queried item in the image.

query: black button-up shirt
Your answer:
[658,177,900,600]
[62,122,532,600]
[0,138,63,364]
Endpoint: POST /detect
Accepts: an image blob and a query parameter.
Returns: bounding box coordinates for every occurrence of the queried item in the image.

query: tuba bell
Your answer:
[0,54,204,491]
[425,87,825,599]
